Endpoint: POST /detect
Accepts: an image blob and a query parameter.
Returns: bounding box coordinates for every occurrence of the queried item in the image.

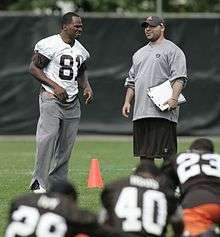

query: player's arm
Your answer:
[170,206,184,237]
[160,155,179,190]
[163,184,183,237]
[99,186,115,226]
[29,52,68,102]
[77,62,93,105]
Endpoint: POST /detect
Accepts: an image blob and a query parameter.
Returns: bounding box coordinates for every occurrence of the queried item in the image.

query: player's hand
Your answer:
[83,87,93,105]
[122,102,131,118]
[53,85,68,102]
[163,97,178,111]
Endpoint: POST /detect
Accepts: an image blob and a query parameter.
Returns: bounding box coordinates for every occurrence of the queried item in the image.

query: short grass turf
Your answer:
[1,136,220,235]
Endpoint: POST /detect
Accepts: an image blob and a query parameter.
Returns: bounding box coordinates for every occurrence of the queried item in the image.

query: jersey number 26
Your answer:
[5,205,67,237]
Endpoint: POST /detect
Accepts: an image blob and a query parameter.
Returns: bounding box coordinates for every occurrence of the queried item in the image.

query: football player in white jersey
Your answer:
[29,12,93,193]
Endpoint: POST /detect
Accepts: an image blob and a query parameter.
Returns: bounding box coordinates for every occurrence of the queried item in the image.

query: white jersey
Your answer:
[34,34,90,102]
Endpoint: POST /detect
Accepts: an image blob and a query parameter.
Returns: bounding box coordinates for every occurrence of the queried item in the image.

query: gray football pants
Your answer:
[30,91,80,189]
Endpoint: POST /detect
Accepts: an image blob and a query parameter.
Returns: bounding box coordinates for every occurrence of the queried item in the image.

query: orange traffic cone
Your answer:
[87,158,104,188]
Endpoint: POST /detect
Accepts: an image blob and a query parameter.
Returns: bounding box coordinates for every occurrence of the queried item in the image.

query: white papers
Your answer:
[147,80,186,111]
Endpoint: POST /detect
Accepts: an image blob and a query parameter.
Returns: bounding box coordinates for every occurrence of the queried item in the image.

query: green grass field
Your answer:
[0,136,219,235]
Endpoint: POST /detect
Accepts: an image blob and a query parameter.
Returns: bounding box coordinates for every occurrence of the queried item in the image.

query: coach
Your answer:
[122,16,187,164]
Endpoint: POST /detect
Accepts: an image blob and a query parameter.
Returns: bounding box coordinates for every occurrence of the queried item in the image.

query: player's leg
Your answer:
[30,92,60,190]
[48,117,80,184]
[48,99,80,186]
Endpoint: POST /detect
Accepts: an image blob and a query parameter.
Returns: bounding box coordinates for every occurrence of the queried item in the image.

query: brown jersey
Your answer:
[163,151,220,208]
[100,175,177,237]
[4,192,98,237]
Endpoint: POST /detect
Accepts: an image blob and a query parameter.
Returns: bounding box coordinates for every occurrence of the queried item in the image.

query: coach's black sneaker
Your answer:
[30,180,46,194]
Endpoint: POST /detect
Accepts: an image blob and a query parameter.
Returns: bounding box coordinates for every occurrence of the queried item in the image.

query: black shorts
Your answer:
[133,118,177,159]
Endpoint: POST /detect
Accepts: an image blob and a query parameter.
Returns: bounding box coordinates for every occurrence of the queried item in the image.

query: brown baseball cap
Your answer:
[141,16,165,27]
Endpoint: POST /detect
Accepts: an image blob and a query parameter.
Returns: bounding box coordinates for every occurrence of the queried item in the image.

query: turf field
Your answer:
[0,136,219,235]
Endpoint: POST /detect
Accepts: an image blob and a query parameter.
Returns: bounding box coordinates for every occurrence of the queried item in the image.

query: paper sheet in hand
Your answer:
[147,80,186,111]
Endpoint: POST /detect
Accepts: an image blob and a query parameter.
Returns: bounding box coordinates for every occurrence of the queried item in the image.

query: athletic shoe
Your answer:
[33,185,46,194]
[30,180,46,193]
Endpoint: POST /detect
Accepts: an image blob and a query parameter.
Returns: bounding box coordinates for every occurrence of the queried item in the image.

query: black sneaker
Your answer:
[30,180,46,193]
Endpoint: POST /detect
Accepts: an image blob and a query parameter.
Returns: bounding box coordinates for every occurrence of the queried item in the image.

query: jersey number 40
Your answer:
[115,187,167,236]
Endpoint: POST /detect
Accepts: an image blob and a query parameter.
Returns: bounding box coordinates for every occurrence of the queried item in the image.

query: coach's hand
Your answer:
[163,97,178,111]
[122,102,131,118]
